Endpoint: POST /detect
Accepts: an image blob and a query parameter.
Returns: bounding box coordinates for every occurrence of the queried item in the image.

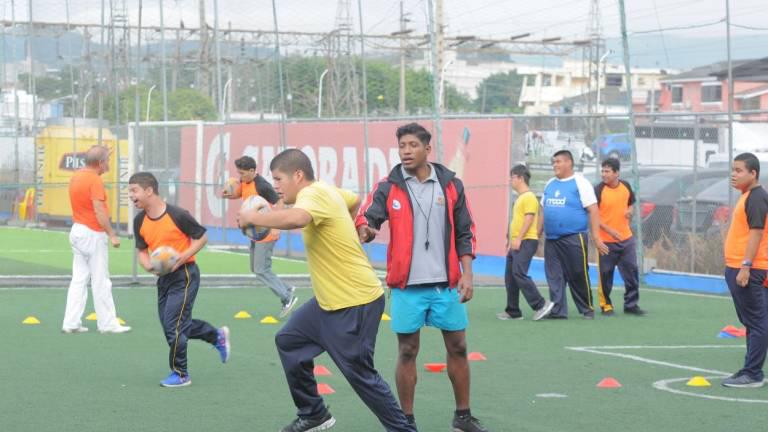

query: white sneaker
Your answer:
[496,311,523,320]
[533,300,555,321]
[100,325,132,334]
[280,294,299,318]
[62,326,89,334]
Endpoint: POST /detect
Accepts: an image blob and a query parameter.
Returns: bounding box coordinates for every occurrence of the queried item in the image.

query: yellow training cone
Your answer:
[381,313,392,321]
[85,312,98,321]
[22,316,41,325]
[687,376,711,387]
[234,311,252,319]
[260,315,279,324]
[117,318,127,325]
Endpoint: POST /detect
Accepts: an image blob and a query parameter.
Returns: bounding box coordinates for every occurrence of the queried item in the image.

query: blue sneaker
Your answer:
[215,326,230,363]
[160,371,191,388]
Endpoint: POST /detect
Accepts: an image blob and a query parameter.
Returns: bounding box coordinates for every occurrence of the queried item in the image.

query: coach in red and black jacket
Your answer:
[355,162,477,290]
[355,123,490,432]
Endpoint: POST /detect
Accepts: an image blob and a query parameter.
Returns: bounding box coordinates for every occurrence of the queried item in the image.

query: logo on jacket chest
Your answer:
[392,199,402,210]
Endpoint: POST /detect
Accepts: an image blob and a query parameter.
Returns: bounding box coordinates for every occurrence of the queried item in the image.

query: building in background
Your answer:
[657,57,768,119]
[413,51,671,115]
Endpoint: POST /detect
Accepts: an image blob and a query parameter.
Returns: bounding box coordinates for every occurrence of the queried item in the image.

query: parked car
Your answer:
[592,133,631,160]
[672,177,730,239]
[708,150,768,169]
[637,169,729,246]
[588,167,680,186]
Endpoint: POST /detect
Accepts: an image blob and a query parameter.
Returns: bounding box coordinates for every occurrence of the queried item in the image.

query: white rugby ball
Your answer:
[241,195,271,241]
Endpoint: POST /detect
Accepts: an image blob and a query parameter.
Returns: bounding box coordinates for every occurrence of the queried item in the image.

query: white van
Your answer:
[708,150,768,169]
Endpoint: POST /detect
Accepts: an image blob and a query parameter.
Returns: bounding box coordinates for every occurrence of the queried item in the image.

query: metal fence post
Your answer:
[690,119,699,273]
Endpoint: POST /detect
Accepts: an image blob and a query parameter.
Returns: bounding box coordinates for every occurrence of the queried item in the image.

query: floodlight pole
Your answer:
[726,0,734,207]
[617,0,644,276]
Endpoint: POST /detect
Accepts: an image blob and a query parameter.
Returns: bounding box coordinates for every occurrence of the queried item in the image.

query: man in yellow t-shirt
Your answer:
[497,165,554,321]
[238,149,415,432]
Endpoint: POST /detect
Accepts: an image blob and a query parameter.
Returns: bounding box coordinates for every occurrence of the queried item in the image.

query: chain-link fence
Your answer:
[5,111,768,280]
[510,111,756,277]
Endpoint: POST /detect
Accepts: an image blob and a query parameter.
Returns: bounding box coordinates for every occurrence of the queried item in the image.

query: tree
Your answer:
[227,56,473,118]
[474,71,524,113]
[97,85,217,124]
[167,88,217,121]
[364,60,472,116]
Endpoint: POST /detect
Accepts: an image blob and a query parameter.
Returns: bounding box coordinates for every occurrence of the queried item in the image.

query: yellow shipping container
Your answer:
[35,119,130,226]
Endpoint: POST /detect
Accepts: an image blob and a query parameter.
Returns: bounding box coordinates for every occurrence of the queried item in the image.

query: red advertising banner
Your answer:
[179,119,514,256]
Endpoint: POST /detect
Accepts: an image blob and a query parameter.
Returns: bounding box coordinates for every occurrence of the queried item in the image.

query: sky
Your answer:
[2,0,767,68]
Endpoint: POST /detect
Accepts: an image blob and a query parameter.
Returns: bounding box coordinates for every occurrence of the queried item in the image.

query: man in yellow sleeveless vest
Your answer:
[223,155,298,317]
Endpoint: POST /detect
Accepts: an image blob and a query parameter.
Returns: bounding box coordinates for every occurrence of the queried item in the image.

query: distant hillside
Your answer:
[2,30,766,74]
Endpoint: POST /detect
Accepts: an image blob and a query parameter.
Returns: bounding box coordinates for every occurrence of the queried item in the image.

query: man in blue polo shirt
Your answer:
[540,150,608,319]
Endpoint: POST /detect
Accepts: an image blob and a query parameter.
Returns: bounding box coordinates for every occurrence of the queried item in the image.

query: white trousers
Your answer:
[62,223,120,331]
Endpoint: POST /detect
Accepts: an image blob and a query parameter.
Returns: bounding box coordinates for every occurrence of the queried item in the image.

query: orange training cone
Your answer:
[314,365,332,376]
[424,363,447,373]
[317,383,335,395]
[468,352,487,361]
[597,377,622,388]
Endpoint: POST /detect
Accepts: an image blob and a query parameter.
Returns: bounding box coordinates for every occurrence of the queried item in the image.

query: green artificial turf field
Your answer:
[0,284,764,432]
[0,227,308,276]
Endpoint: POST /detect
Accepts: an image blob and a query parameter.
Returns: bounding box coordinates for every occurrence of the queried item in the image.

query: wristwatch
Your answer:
[742,260,753,268]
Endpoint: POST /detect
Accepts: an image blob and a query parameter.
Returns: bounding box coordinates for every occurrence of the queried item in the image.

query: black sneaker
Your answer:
[582,312,595,320]
[722,374,765,388]
[405,413,417,426]
[624,307,646,316]
[280,411,336,432]
[452,414,489,432]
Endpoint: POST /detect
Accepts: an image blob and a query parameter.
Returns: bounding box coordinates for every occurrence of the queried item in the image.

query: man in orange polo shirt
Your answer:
[223,155,297,317]
[62,145,131,334]
[722,152,768,388]
[595,158,645,316]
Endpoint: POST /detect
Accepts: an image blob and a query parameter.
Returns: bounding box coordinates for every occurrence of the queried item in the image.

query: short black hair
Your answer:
[735,152,760,179]
[552,149,573,163]
[128,172,159,195]
[601,158,620,172]
[235,155,257,171]
[396,122,431,146]
[510,164,531,185]
[270,148,315,181]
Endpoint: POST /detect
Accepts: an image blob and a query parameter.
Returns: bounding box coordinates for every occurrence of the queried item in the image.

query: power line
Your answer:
[651,0,671,68]
[631,18,725,35]
[731,23,768,31]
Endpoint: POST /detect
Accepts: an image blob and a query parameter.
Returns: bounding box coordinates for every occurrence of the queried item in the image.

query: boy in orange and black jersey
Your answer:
[223,155,298,317]
[721,153,768,388]
[129,172,230,388]
[594,158,645,316]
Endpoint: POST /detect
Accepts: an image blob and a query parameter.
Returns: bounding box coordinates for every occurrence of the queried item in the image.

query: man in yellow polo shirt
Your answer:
[238,149,415,432]
[497,164,554,321]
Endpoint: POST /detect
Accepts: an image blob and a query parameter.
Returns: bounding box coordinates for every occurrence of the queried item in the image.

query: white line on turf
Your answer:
[536,393,568,398]
[567,345,742,350]
[2,250,77,253]
[206,246,309,263]
[0,273,312,279]
[569,345,768,403]
[642,288,729,300]
[0,285,317,291]
[566,346,731,375]
[653,376,768,404]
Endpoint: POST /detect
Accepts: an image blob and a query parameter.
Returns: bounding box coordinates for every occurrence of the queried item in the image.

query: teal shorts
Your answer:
[390,286,468,334]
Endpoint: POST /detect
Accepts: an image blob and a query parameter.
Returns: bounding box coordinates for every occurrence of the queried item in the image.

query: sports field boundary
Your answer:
[566,344,768,404]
